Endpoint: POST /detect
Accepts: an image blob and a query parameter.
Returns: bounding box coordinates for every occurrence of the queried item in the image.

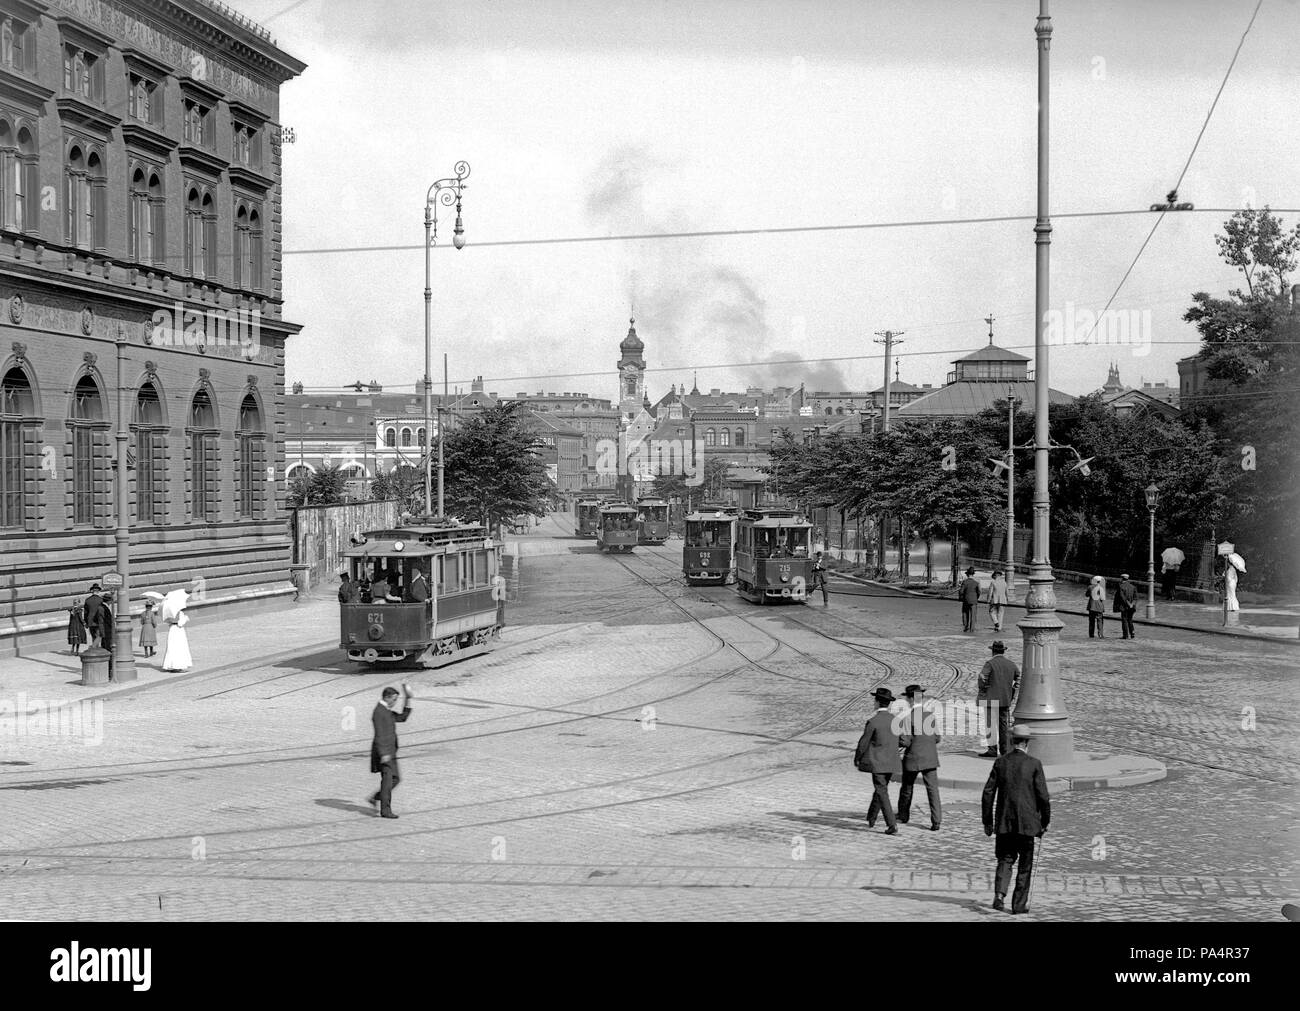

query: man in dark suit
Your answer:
[855,687,902,835]
[977,640,1020,757]
[897,684,942,831]
[1114,574,1138,639]
[407,567,429,603]
[982,724,1051,913]
[82,585,105,647]
[959,568,981,631]
[368,684,412,819]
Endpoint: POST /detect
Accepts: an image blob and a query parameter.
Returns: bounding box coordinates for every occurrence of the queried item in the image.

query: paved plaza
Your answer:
[1,517,1296,921]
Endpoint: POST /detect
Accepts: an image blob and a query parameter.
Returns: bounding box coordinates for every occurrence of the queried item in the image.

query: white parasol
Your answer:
[1226,552,1246,573]
[1160,547,1185,566]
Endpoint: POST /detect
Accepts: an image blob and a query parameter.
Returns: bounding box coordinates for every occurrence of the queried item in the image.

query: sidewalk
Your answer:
[831,567,1300,642]
[0,595,341,704]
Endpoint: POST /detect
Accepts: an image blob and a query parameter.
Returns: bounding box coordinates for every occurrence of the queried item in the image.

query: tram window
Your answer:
[444,554,459,592]
[434,556,445,594]
[460,552,470,590]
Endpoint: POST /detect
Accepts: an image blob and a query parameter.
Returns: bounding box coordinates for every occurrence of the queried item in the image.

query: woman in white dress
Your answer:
[149,589,193,672]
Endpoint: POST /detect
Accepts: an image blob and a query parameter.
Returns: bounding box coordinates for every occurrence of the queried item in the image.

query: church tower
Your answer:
[617,317,646,423]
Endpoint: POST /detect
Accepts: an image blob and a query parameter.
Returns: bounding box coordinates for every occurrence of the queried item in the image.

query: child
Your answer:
[67,599,87,655]
[139,600,158,658]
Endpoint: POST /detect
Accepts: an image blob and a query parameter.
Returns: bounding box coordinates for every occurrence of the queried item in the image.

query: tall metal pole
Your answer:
[1147,504,1156,620]
[423,201,434,516]
[873,329,904,574]
[1015,0,1073,763]
[438,353,447,517]
[1006,387,1015,597]
[113,326,136,682]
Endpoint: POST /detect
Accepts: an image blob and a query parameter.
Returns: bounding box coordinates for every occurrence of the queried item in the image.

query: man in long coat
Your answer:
[977,641,1020,757]
[897,684,942,831]
[982,724,1051,913]
[82,585,105,647]
[369,684,412,819]
[855,687,902,834]
[959,568,981,631]
[1114,574,1138,640]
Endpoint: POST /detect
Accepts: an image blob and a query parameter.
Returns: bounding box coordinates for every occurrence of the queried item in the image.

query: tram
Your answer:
[596,504,639,553]
[635,497,670,545]
[683,507,737,585]
[575,498,602,538]
[734,507,814,603]
[339,519,504,668]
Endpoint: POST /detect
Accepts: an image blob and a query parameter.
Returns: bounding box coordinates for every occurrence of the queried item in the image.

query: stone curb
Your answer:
[828,571,1298,644]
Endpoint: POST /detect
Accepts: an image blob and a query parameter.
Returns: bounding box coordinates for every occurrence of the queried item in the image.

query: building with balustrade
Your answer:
[0,0,305,653]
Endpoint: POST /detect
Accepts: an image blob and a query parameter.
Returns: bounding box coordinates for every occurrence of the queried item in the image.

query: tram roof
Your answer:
[598,504,638,514]
[685,511,737,522]
[740,509,811,528]
[341,523,497,557]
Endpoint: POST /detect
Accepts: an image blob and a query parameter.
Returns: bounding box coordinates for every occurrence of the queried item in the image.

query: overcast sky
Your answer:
[244,0,1298,400]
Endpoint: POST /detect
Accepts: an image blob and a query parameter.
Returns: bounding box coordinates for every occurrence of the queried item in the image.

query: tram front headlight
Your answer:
[368,623,384,641]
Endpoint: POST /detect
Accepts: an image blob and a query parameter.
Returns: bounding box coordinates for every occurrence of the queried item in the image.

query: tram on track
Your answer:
[734,507,813,603]
[683,507,738,585]
[596,504,639,553]
[575,498,602,538]
[635,497,670,545]
[339,519,504,668]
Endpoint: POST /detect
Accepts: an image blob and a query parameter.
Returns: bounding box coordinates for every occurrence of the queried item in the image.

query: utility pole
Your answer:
[112,325,136,682]
[1006,386,1016,597]
[873,329,904,574]
[438,352,447,517]
[1015,0,1074,763]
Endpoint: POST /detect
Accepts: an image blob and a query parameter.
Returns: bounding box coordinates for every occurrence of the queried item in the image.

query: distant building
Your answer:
[1097,362,1180,419]
[895,339,1073,420]
[518,410,583,495]
[507,390,618,491]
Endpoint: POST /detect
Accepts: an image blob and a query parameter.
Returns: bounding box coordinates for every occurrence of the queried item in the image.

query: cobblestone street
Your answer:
[2,523,1295,921]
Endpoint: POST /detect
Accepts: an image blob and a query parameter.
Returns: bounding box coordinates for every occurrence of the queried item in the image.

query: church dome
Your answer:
[620,317,644,353]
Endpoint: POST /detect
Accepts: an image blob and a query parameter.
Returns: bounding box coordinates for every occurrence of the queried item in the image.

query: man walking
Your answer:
[959,568,981,632]
[1114,573,1138,640]
[897,684,942,831]
[977,641,1020,757]
[982,724,1051,914]
[855,687,901,835]
[811,551,829,605]
[82,584,105,648]
[986,569,1009,632]
[368,683,412,819]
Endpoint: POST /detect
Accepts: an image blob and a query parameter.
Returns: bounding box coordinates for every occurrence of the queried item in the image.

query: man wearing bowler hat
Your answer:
[982,723,1051,913]
[855,687,902,834]
[977,640,1020,758]
[368,683,412,819]
[897,685,942,831]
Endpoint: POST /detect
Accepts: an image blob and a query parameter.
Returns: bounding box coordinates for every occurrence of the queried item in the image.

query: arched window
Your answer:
[185,187,202,276]
[128,166,155,263]
[824,407,832,415]
[1,121,36,233]
[234,202,261,290]
[1,366,35,528]
[70,374,108,526]
[133,381,165,524]
[704,428,715,447]
[201,192,216,278]
[385,427,396,448]
[719,429,730,447]
[417,427,426,447]
[734,429,745,447]
[189,388,219,521]
[400,428,412,447]
[835,406,844,415]
[237,393,265,519]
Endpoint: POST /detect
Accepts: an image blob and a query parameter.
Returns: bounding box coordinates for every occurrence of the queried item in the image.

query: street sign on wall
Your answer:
[101,571,123,589]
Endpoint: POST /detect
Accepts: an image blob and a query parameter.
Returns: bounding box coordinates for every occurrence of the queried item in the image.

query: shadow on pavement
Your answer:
[314,798,375,816]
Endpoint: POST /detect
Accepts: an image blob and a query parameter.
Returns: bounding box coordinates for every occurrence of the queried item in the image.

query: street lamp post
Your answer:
[423,161,470,518]
[1006,387,1016,597]
[1145,483,1159,620]
[1014,0,1074,764]
[112,325,136,683]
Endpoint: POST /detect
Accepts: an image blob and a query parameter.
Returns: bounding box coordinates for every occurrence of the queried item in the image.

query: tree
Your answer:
[1181,208,1300,591]
[442,402,551,532]
[286,463,349,508]
[652,456,732,505]
[370,464,423,515]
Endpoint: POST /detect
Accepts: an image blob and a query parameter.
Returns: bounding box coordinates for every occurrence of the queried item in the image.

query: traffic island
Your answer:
[936,749,1166,792]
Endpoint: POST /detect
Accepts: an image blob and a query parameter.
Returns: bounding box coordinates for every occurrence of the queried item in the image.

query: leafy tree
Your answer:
[370,464,423,515]
[286,464,348,508]
[442,402,551,532]
[1181,207,1300,591]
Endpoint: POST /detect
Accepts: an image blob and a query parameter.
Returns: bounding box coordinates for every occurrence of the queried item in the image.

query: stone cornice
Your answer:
[120,120,176,159]
[53,12,115,51]
[120,45,172,80]
[177,141,226,177]
[56,94,122,135]
[0,65,54,109]
[0,0,50,23]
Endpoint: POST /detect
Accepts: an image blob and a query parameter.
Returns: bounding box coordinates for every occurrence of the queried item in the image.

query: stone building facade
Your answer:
[0,0,305,652]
